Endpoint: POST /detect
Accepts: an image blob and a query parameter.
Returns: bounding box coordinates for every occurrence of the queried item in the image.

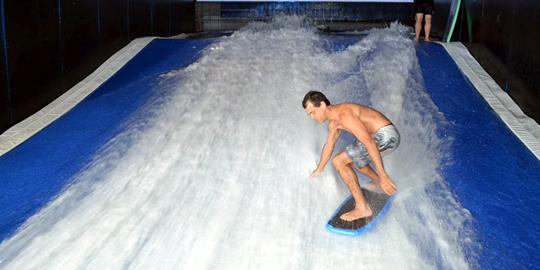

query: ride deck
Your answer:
[326,188,394,236]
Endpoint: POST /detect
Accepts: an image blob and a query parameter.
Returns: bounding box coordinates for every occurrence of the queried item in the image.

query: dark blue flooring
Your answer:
[0,38,214,241]
[416,42,540,269]
[0,36,539,269]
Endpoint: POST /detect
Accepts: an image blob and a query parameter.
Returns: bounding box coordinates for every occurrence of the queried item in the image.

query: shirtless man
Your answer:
[302,91,400,221]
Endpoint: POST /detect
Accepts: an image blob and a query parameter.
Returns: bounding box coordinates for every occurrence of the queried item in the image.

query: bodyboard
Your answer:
[326,188,394,236]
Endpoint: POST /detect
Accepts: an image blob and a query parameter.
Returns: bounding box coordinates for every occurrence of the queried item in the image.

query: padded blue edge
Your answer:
[326,194,395,236]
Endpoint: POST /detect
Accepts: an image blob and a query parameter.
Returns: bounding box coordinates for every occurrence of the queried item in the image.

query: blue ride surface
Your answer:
[0,38,214,241]
[416,42,540,269]
[0,36,539,269]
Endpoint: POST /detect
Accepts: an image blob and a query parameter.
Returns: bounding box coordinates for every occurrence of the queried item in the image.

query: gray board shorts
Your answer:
[345,125,400,168]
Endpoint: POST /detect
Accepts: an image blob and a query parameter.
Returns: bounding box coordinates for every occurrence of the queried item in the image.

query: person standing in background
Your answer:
[414,0,435,42]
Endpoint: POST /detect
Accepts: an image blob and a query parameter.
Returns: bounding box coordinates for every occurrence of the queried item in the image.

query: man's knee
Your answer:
[357,165,370,173]
[332,153,350,169]
[425,15,432,24]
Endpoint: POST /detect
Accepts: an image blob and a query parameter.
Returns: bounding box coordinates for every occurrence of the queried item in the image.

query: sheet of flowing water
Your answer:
[0,17,475,269]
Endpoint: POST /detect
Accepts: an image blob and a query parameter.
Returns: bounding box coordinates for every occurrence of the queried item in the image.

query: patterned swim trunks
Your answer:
[345,125,400,168]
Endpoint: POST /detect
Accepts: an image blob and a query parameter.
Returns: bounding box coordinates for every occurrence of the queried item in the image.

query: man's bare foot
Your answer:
[425,37,431,42]
[340,206,373,221]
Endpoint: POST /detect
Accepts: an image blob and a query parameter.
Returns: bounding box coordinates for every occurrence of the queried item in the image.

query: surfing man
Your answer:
[303,91,400,221]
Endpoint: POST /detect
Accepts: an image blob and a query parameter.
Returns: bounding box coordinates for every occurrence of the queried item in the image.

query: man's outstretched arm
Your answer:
[311,124,340,176]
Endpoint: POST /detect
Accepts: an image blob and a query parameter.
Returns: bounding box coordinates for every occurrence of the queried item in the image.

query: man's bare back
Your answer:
[326,103,392,136]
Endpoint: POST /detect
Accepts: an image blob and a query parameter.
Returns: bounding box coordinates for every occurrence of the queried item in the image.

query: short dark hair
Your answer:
[302,91,331,108]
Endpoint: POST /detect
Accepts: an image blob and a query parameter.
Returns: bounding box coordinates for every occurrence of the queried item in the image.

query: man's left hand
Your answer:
[310,168,323,177]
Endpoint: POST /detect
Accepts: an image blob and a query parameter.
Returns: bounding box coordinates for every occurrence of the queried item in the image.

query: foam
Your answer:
[0,17,474,269]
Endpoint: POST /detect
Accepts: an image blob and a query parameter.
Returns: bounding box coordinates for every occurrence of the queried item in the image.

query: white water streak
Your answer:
[0,17,473,270]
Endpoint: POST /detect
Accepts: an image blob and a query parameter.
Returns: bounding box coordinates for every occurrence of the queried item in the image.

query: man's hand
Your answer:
[379,174,397,195]
[310,168,323,177]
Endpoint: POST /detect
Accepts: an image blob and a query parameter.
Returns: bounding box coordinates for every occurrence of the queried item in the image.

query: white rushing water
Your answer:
[0,17,474,269]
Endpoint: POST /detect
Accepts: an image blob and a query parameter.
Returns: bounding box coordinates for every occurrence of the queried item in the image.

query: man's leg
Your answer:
[353,164,382,190]
[415,13,424,42]
[332,152,373,221]
[424,15,432,41]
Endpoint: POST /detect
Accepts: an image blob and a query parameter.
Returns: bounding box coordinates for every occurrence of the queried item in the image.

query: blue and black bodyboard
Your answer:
[326,188,394,236]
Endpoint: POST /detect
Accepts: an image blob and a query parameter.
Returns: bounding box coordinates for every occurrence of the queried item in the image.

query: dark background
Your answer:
[452,0,540,121]
[0,0,538,134]
[0,0,196,133]
[196,1,451,36]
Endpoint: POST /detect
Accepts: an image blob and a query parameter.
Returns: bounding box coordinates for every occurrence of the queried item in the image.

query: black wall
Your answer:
[198,1,452,38]
[0,1,10,128]
[453,0,540,121]
[0,0,196,133]
[432,0,452,39]
[2,0,538,133]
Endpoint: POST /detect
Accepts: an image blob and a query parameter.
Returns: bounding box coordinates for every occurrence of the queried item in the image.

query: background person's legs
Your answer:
[415,13,424,42]
[424,15,432,41]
